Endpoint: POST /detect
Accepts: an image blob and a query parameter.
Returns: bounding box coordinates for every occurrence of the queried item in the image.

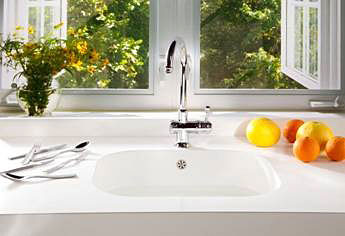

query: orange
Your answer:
[293,137,320,163]
[283,119,304,143]
[325,137,345,162]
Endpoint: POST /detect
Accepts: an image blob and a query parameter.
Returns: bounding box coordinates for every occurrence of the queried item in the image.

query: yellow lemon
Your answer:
[246,118,281,147]
[296,121,334,151]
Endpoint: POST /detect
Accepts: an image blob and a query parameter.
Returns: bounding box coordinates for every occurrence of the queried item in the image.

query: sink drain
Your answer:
[176,160,187,170]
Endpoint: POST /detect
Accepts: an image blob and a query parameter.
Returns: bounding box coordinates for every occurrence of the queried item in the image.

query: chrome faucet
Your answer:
[165,37,212,148]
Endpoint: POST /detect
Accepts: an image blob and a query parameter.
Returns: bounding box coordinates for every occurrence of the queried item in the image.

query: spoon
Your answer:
[1,173,77,182]
[33,141,90,162]
[0,159,55,174]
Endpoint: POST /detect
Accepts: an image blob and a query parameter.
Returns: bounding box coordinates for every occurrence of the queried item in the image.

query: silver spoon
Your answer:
[0,159,54,174]
[33,141,90,162]
[1,173,77,182]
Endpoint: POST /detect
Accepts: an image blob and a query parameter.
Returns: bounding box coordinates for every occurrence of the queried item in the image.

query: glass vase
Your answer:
[16,88,61,117]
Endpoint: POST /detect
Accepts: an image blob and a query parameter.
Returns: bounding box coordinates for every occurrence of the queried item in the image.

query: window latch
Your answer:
[309,96,345,109]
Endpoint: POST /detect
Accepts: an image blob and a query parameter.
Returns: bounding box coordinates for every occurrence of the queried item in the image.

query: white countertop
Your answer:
[0,111,345,215]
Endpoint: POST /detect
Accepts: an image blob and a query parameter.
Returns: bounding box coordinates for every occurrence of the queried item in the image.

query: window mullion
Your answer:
[60,0,67,39]
[329,0,341,89]
[319,0,330,89]
[304,6,309,76]
[39,0,45,37]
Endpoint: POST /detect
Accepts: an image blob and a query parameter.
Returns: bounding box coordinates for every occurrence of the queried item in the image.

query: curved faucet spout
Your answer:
[165,37,189,119]
[165,37,188,74]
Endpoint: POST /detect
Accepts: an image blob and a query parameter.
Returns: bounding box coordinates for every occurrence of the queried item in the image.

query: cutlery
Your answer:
[33,141,90,162]
[44,152,87,174]
[0,159,54,174]
[9,144,67,160]
[1,173,77,182]
[22,144,41,165]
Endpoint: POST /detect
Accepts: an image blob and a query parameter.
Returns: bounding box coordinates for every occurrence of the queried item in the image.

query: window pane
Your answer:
[200,0,305,89]
[294,6,304,72]
[28,7,41,41]
[309,7,318,78]
[59,0,150,89]
[44,6,54,36]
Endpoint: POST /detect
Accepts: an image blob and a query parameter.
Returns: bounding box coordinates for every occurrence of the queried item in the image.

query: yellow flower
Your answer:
[66,51,73,61]
[67,27,75,36]
[102,58,110,67]
[87,65,96,74]
[54,22,64,30]
[16,26,24,31]
[76,41,88,55]
[77,26,88,36]
[90,49,100,62]
[28,26,35,35]
[72,60,83,71]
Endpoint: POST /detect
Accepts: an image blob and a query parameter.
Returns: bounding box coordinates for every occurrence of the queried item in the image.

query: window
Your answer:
[0,0,344,110]
[1,0,151,93]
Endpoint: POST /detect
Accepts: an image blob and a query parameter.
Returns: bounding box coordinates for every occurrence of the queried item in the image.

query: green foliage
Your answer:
[27,0,302,90]
[226,48,303,89]
[200,0,305,89]
[59,0,150,89]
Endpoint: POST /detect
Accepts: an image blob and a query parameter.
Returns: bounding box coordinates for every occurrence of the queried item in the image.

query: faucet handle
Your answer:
[204,106,212,122]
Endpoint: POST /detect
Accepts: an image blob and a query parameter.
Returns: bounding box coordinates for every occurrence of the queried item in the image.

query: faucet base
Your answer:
[170,119,212,149]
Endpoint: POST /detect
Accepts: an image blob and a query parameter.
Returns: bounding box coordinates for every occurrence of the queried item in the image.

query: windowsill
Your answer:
[0,109,344,119]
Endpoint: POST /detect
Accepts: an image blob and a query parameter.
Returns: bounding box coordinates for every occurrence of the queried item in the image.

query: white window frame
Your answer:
[188,0,344,109]
[281,0,339,90]
[0,0,344,111]
[19,0,67,39]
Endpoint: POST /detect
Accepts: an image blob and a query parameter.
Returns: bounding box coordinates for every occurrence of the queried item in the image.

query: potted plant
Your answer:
[0,23,108,116]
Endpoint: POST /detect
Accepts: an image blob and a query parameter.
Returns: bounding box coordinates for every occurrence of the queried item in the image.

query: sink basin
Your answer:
[93,149,280,197]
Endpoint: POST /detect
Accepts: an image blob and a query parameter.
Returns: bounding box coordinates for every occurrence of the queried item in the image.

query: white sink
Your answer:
[93,149,280,197]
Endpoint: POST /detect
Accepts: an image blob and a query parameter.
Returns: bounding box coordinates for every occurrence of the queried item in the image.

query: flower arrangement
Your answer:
[0,23,109,116]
